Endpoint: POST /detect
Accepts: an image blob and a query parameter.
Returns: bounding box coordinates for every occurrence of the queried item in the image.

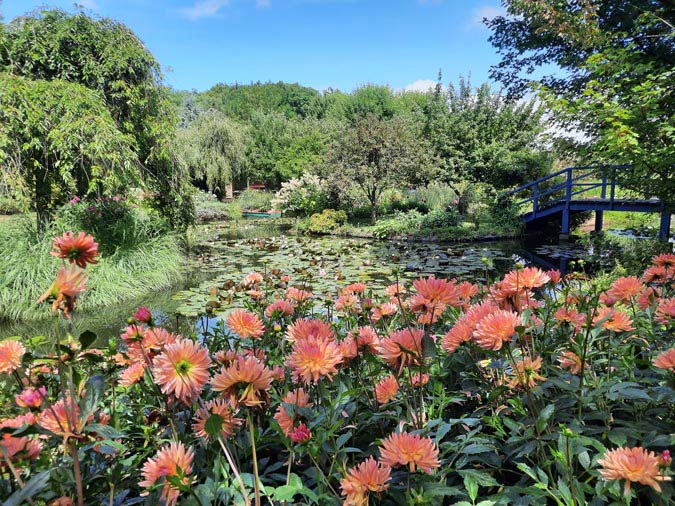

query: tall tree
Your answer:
[177,110,248,196]
[488,1,675,206]
[0,75,138,228]
[0,9,192,226]
[319,115,434,223]
[423,78,551,191]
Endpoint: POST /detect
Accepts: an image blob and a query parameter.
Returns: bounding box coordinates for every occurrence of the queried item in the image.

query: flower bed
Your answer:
[2,232,675,505]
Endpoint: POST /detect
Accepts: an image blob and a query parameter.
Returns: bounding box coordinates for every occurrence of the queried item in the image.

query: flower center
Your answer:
[176,360,192,376]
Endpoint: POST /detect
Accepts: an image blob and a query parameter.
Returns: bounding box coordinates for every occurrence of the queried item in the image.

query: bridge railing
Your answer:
[504,164,630,219]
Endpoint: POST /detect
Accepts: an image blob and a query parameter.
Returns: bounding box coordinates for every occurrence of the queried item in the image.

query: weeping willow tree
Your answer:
[177,109,248,197]
[0,74,139,229]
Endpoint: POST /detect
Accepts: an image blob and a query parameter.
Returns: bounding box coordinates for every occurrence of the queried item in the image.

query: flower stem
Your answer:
[248,412,261,506]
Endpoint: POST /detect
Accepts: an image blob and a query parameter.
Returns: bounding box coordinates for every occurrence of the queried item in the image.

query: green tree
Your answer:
[319,115,434,223]
[423,78,551,193]
[1,9,192,227]
[0,74,138,228]
[177,110,248,196]
[488,1,675,206]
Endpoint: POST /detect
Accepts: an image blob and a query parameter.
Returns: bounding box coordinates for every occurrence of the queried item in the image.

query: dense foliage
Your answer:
[3,232,675,505]
[488,0,675,208]
[0,9,193,228]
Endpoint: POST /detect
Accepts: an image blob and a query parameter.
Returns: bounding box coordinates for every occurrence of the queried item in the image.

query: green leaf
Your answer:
[463,474,478,502]
[78,330,97,350]
[4,470,50,506]
[537,404,555,433]
[273,485,299,501]
[79,374,104,427]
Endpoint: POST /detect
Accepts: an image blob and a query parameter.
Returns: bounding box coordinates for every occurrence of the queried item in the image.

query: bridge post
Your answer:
[594,211,604,233]
[659,212,671,242]
[559,168,572,242]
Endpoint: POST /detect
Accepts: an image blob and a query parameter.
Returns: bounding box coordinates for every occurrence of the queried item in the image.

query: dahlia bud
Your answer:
[289,423,311,443]
[659,450,672,467]
[133,306,153,325]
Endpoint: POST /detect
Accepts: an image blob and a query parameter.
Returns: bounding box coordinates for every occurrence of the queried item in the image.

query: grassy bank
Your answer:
[0,217,186,321]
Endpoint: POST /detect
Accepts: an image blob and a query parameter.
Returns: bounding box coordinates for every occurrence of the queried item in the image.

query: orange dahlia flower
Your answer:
[508,356,546,389]
[0,433,41,465]
[609,276,645,303]
[0,339,25,374]
[343,282,368,295]
[50,231,99,268]
[375,375,399,405]
[656,298,675,325]
[553,307,586,333]
[379,432,440,473]
[502,267,550,292]
[285,287,314,303]
[241,272,263,287]
[37,398,83,436]
[652,253,675,268]
[653,348,675,371]
[371,302,398,321]
[473,310,521,351]
[340,457,391,506]
[118,362,147,387]
[286,335,343,384]
[211,355,273,407]
[598,447,671,495]
[643,266,671,284]
[227,309,265,339]
[592,307,633,332]
[15,386,46,408]
[638,287,661,310]
[139,441,194,506]
[413,276,461,306]
[557,351,585,375]
[335,294,361,314]
[385,283,406,298]
[192,399,242,441]
[286,318,335,343]
[441,320,473,353]
[264,299,295,318]
[152,339,211,406]
[352,326,380,354]
[377,328,425,372]
[36,265,87,317]
[274,388,312,437]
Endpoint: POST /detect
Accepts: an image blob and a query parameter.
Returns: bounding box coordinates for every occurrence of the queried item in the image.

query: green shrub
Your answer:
[236,189,274,211]
[299,209,347,234]
[58,196,168,255]
[0,195,26,214]
[406,182,459,211]
[372,210,424,239]
[420,207,461,229]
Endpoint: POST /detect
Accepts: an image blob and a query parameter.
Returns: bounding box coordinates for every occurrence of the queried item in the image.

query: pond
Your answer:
[0,219,588,343]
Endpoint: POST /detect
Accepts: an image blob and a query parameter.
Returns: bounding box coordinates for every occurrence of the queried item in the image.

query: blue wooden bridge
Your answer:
[505,164,672,241]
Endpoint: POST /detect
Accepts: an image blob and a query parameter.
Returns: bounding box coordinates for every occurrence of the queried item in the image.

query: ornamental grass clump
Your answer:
[5,243,675,504]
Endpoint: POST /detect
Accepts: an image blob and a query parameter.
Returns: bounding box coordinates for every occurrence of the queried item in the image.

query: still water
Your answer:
[0,220,589,343]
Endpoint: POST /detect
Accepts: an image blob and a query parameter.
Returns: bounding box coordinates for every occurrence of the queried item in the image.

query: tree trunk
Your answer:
[371,205,377,224]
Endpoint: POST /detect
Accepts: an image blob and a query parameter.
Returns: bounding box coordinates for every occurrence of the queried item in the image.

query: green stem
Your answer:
[248,412,261,506]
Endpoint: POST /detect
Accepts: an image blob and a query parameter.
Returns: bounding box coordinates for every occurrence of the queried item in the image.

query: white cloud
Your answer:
[179,0,231,20]
[470,5,506,27]
[404,79,436,93]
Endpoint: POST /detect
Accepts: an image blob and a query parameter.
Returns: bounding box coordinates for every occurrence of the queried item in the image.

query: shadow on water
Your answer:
[0,219,590,343]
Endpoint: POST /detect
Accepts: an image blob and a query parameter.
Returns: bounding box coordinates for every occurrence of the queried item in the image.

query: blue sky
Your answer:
[1,0,507,93]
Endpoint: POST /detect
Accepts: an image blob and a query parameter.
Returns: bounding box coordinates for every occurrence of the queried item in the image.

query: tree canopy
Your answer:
[0,9,192,227]
[488,0,675,206]
[0,74,139,227]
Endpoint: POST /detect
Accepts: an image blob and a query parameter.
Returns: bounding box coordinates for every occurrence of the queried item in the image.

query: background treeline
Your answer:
[171,78,553,222]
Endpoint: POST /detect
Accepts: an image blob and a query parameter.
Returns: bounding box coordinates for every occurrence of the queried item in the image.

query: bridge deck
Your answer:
[504,165,671,241]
